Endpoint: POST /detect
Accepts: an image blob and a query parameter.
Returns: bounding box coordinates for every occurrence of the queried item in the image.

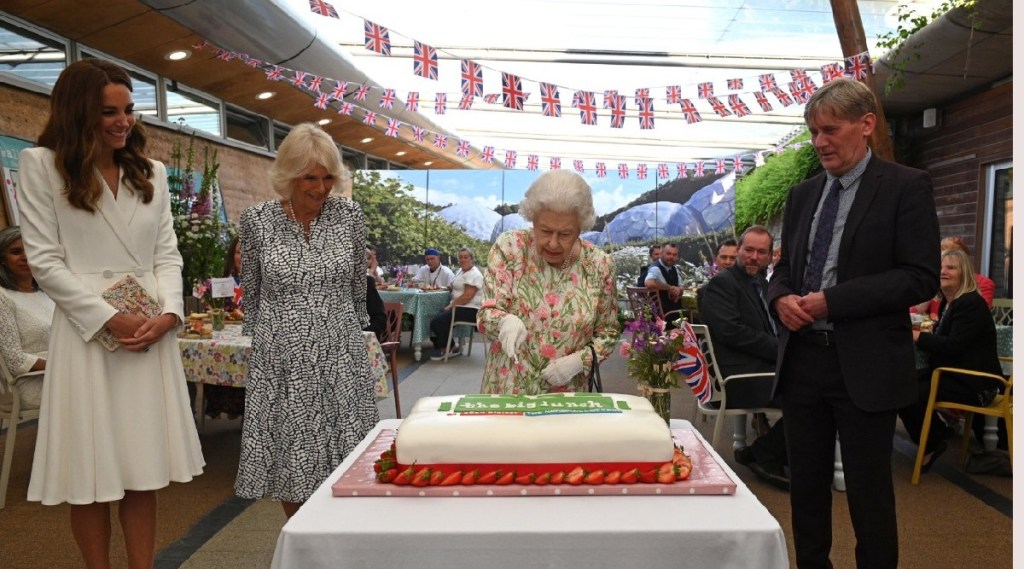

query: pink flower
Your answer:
[491,341,502,354]
[545,292,559,307]
[537,307,550,320]
[540,344,557,359]
[619,342,631,357]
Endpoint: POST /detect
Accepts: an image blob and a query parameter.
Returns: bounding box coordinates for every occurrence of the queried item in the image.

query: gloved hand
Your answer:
[498,315,527,358]
[540,352,585,387]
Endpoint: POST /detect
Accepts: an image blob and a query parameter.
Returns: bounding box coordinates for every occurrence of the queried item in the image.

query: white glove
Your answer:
[498,315,527,358]
[540,352,585,387]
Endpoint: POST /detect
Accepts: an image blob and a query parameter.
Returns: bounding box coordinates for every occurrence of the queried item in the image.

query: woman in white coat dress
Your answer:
[16,59,204,569]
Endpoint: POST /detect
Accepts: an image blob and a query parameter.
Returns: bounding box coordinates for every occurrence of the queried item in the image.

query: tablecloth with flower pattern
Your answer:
[177,326,390,399]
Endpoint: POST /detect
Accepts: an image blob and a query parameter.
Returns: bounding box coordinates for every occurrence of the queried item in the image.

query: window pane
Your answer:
[0,22,66,87]
[225,106,269,148]
[986,165,1012,297]
[272,123,291,150]
[167,86,220,137]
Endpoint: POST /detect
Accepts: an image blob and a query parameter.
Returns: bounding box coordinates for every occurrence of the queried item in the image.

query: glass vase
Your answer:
[210,308,225,331]
[645,385,672,425]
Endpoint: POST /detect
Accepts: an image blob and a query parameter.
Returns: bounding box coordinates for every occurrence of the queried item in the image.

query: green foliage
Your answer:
[352,171,491,268]
[735,143,821,230]
[876,1,976,94]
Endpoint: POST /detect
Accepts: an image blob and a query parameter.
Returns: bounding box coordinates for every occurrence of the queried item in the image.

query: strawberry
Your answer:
[566,466,586,485]
[495,471,515,485]
[583,470,605,485]
[393,465,415,486]
[440,471,463,486]
[658,462,680,484]
[461,470,479,485]
[478,470,500,485]
[515,472,535,485]
[429,470,445,486]
[620,469,639,485]
[639,468,658,484]
[550,471,565,485]
[373,458,395,474]
[534,472,551,486]
[604,470,621,485]
[378,468,398,483]
[411,467,432,487]
[676,463,692,480]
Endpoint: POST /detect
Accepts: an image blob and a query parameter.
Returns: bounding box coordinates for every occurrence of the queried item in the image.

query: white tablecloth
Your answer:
[271,419,789,569]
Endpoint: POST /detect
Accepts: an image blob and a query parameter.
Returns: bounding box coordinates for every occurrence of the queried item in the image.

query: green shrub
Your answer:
[735,140,821,230]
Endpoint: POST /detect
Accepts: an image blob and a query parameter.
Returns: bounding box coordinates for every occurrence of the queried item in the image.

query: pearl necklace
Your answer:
[560,240,579,271]
[284,199,313,242]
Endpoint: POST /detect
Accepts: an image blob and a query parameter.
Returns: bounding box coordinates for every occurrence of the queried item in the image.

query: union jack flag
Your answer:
[733,156,743,172]
[413,41,438,80]
[540,83,561,117]
[680,99,702,124]
[577,91,597,125]
[330,81,348,100]
[309,0,338,18]
[406,92,420,111]
[362,111,377,126]
[788,81,809,104]
[412,126,426,142]
[550,157,561,170]
[707,96,731,117]
[790,69,809,83]
[657,163,669,179]
[771,87,793,107]
[697,82,714,99]
[758,73,778,91]
[435,93,447,114]
[728,94,751,117]
[618,163,629,179]
[353,83,370,101]
[798,76,818,99]
[573,160,584,173]
[216,49,234,62]
[458,95,473,110]
[666,85,682,104]
[433,133,447,149]
[695,160,706,177]
[379,88,396,109]
[634,87,649,102]
[637,164,648,179]
[672,323,710,405]
[504,150,517,168]
[820,62,845,82]
[266,66,283,81]
[846,53,870,80]
[715,158,726,174]
[727,78,744,91]
[482,146,495,163]
[385,118,401,137]
[456,139,471,158]
[483,93,500,104]
[243,55,261,68]
[307,75,323,93]
[677,163,688,178]
[313,92,329,110]
[461,59,483,97]
[609,95,626,128]
[527,155,539,170]
[191,40,210,51]
[596,162,607,177]
[338,102,354,115]
[603,90,618,108]
[363,20,390,55]
[753,91,773,112]
[637,97,655,129]
[291,70,307,88]
[502,72,525,110]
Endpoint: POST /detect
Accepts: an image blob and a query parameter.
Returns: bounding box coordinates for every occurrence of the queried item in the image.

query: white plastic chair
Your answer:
[443,308,477,362]
[1,359,42,510]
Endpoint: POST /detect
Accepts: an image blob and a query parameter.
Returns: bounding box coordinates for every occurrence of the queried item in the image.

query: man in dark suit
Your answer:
[701,225,787,489]
[766,78,940,568]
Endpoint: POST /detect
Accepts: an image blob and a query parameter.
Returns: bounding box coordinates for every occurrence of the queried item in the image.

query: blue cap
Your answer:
[424,248,440,256]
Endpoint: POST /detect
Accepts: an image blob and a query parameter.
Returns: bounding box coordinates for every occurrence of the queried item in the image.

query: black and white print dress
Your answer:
[235,196,379,503]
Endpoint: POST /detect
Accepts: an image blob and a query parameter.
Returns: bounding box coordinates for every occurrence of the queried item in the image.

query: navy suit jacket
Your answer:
[766,155,940,412]
[700,263,778,378]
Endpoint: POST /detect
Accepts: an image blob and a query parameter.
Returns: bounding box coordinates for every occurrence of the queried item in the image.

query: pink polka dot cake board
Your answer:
[331,428,737,497]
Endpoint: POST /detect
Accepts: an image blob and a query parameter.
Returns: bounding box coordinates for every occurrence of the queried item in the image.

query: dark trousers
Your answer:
[430,306,478,350]
[780,336,899,569]
[897,370,977,453]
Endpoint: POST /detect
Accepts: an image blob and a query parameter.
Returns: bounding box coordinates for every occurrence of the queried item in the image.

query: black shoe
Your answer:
[734,446,755,466]
[921,441,947,473]
[748,462,790,491]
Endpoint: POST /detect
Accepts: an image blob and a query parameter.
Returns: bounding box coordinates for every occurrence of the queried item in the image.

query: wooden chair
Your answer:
[380,302,405,419]
[911,367,1013,484]
[991,298,1012,325]
[1,359,42,510]
[689,324,776,450]
[625,286,682,324]
[443,309,477,362]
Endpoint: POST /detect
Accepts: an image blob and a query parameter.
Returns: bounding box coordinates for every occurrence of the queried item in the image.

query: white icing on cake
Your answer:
[396,393,673,465]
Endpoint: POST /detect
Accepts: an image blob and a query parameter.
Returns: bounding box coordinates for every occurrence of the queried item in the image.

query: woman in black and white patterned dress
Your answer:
[235,123,379,517]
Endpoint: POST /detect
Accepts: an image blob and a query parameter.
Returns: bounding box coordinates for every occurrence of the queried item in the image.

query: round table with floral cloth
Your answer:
[177,326,391,413]
[377,289,452,361]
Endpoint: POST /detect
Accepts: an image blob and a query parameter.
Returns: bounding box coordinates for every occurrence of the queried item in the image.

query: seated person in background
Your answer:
[697,239,740,307]
[699,225,787,490]
[412,248,455,289]
[366,244,385,287]
[429,247,484,360]
[913,236,996,318]
[644,242,684,324]
[364,274,387,342]
[0,226,55,409]
[635,244,661,287]
[204,234,246,420]
[899,248,1005,470]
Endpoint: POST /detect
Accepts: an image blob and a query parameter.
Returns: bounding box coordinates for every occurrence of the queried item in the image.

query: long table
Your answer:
[271,419,789,569]
[378,289,450,361]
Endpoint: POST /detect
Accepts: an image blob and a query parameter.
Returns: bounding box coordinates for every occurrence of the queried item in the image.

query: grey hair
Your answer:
[457,247,474,261]
[269,123,347,199]
[803,77,877,123]
[519,170,596,232]
[0,226,34,291]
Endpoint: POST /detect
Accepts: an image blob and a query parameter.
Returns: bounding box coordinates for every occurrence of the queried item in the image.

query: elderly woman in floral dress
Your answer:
[478,170,618,395]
